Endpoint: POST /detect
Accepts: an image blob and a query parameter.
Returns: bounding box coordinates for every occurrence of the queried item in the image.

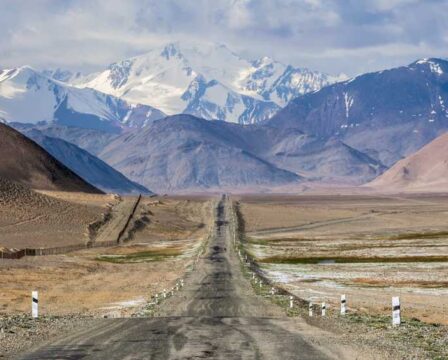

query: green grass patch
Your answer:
[96,248,182,263]
[259,255,448,264]
[388,231,448,240]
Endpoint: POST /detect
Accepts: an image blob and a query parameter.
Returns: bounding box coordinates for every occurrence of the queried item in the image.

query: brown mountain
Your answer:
[0,123,101,193]
[368,132,448,191]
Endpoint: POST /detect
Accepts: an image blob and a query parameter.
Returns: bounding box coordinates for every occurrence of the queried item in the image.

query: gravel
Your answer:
[0,313,98,358]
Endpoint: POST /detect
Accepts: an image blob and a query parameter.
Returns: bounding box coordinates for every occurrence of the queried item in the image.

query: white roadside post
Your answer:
[321,302,326,317]
[309,303,313,317]
[341,294,347,315]
[32,291,38,318]
[392,297,401,326]
[155,294,159,304]
[163,289,167,299]
[289,296,294,309]
[270,287,275,296]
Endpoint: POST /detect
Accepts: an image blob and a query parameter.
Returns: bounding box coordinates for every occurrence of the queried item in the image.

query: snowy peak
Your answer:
[75,41,341,124]
[0,66,166,131]
[410,58,448,76]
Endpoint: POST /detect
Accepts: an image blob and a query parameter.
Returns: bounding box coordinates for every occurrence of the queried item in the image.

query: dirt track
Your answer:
[16,197,362,360]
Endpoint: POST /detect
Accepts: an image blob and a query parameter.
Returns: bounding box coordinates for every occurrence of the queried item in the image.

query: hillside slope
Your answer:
[20,128,151,195]
[98,115,302,192]
[269,58,448,167]
[368,132,448,191]
[0,123,101,193]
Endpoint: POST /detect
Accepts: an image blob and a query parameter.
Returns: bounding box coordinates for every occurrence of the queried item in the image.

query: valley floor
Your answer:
[238,193,448,325]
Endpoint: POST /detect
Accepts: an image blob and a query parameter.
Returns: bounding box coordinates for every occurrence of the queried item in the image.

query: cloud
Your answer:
[0,0,446,76]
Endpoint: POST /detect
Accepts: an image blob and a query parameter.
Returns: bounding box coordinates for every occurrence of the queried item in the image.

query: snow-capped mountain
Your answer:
[74,41,344,124]
[269,58,448,167]
[0,66,165,132]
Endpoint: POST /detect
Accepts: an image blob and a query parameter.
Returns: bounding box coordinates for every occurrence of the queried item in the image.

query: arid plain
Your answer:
[0,190,212,316]
[238,193,448,325]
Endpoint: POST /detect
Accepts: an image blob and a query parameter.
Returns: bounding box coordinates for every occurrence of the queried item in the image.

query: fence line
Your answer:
[0,195,142,260]
[230,199,405,325]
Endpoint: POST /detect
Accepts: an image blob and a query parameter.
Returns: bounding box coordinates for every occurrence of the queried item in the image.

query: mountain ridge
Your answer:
[71,41,344,124]
[268,57,448,167]
[0,66,166,132]
[0,123,101,193]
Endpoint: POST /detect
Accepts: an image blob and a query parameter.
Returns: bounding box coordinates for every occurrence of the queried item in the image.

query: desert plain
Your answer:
[0,189,212,316]
[238,193,448,325]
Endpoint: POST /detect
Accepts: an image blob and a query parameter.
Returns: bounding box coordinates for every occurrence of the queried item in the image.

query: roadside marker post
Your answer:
[270,287,275,296]
[309,303,313,317]
[289,296,293,309]
[392,297,401,326]
[341,294,347,315]
[32,291,38,318]
[163,289,167,299]
[321,302,326,316]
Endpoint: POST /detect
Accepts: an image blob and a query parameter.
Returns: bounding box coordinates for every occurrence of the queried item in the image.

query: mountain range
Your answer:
[15,126,151,194]
[2,40,448,193]
[0,66,165,132]
[0,123,101,193]
[28,115,384,192]
[55,41,345,124]
[269,58,448,167]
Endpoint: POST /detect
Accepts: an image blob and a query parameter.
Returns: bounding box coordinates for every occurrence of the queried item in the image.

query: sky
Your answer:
[1,0,447,76]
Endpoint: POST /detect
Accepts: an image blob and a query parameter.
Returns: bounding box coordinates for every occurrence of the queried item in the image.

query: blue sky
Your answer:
[1,0,447,76]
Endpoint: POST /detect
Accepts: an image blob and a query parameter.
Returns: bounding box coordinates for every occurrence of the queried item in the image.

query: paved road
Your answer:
[18,197,347,359]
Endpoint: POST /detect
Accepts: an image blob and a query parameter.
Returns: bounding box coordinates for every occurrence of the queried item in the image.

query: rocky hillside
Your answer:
[269,58,448,167]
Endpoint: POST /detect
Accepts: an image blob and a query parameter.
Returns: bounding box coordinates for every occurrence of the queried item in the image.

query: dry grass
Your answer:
[0,195,214,316]
[239,193,448,324]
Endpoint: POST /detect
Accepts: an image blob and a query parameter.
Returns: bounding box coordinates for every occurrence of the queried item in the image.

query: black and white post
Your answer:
[32,291,38,318]
[309,303,313,317]
[392,296,401,326]
[321,302,326,316]
[289,296,293,309]
[341,294,347,315]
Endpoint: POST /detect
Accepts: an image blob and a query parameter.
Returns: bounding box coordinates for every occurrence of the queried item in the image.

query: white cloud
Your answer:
[0,0,446,76]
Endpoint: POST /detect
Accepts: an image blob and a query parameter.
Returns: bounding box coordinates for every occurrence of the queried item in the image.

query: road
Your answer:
[17,197,353,359]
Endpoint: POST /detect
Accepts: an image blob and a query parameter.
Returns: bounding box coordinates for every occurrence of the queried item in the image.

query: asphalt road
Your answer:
[17,197,346,360]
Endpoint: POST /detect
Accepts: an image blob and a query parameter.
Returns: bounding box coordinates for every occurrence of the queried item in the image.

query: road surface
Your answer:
[18,197,353,359]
